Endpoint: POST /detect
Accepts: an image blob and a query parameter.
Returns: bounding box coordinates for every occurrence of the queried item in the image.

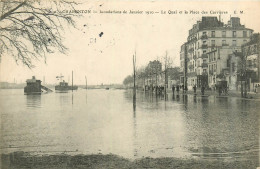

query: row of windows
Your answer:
[187,39,248,52]
[209,64,217,72]
[203,30,249,38]
[209,53,217,62]
[188,30,252,41]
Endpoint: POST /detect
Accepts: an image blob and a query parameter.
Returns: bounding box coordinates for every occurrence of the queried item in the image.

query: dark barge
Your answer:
[24,76,53,94]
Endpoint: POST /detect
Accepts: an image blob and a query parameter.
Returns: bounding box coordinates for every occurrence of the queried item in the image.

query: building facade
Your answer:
[180,16,253,90]
[240,33,260,91]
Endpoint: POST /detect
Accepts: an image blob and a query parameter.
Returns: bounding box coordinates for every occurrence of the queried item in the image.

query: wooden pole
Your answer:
[85,76,87,90]
[72,71,73,92]
[133,51,136,110]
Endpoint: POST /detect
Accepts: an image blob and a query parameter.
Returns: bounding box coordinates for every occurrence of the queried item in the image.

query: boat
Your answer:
[55,74,78,91]
[105,87,109,90]
[24,76,53,94]
[55,80,78,91]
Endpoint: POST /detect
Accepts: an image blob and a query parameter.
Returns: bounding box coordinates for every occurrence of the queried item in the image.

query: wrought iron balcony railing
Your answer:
[200,35,208,40]
[201,44,208,49]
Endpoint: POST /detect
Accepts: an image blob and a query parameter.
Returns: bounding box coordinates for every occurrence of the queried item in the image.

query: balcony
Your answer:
[209,70,213,75]
[188,37,197,43]
[201,54,208,59]
[201,44,208,49]
[211,44,216,49]
[200,35,208,40]
[189,65,194,70]
[199,63,208,68]
[222,43,229,47]
[202,63,208,68]
[188,48,194,53]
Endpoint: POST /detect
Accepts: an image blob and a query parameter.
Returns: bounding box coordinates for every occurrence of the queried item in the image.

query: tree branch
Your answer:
[0,1,26,22]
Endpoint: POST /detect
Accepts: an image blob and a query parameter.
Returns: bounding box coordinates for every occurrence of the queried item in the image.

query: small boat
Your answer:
[55,74,78,91]
[55,80,78,91]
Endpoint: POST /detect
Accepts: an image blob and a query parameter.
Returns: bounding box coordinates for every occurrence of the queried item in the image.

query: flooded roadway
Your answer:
[0,89,259,164]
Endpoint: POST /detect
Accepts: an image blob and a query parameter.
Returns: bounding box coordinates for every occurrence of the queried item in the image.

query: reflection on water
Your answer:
[26,94,41,108]
[0,89,259,163]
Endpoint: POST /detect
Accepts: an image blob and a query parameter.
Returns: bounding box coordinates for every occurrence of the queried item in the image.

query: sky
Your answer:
[1,1,260,85]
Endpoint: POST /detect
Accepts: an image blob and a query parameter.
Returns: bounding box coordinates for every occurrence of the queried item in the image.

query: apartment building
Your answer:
[180,16,253,89]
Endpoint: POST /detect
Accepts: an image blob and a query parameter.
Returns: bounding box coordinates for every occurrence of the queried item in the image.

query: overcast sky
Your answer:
[1,1,260,85]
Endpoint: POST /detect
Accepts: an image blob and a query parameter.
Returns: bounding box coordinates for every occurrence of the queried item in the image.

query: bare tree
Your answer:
[0,0,79,68]
[162,51,173,98]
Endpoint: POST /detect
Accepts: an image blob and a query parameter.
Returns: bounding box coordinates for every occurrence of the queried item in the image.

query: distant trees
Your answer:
[0,0,79,68]
[168,67,181,81]
[123,75,133,86]
[123,55,181,88]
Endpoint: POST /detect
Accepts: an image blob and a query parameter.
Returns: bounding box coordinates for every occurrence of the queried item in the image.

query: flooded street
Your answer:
[0,89,259,164]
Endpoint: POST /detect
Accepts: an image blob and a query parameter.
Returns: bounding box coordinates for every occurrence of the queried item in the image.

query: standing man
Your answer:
[176,85,180,95]
[201,86,205,95]
[193,85,197,94]
[185,85,188,93]
[172,85,175,95]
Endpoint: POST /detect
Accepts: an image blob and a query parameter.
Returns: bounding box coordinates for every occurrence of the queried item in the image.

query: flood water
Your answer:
[0,89,259,162]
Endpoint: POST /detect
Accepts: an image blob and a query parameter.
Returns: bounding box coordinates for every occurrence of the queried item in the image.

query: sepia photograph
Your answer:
[0,0,260,168]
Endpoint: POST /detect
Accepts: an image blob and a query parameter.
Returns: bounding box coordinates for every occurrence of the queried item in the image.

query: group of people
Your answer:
[171,85,188,95]
[145,85,165,95]
[172,84,206,95]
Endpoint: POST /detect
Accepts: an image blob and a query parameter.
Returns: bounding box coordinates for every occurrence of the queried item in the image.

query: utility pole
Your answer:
[85,76,87,90]
[258,34,260,85]
[184,43,188,92]
[133,51,137,110]
[72,71,73,93]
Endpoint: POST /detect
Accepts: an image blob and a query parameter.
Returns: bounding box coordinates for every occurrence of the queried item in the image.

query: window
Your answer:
[222,40,226,46]
[232,40,237,46]
[203,50,206,54]
[211,40,215,46]
[243,31,247,37]
[203,32,206,35]
[233,31,236,37]
[211,31,215,37]
[213,52,216,61]
[232,63,235,72]
[203,40,207,44]
[222,31,226,37]
[243,40,247,44]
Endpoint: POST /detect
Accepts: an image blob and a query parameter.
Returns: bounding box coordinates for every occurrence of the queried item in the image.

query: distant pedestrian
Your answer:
[218,86,222,96]
[172,85,175,95]
[156,86,159,95]
[185,85,188,93]
[193,85,197,94]
[176,85,180,95]
[201,86,205,95]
